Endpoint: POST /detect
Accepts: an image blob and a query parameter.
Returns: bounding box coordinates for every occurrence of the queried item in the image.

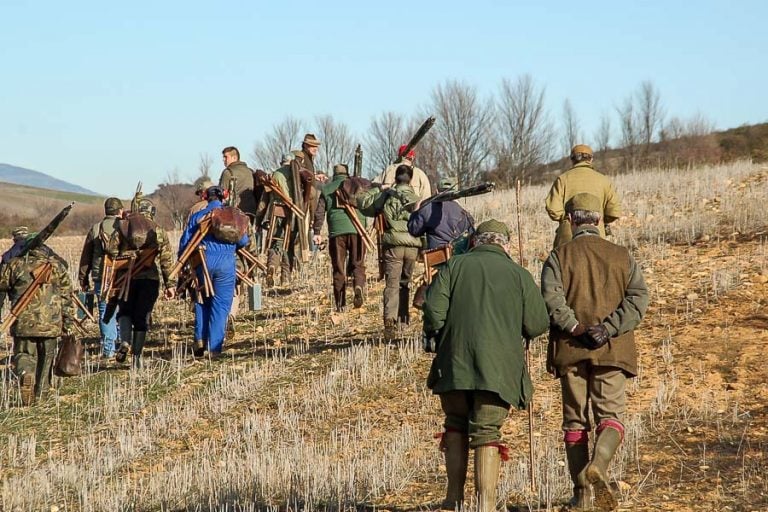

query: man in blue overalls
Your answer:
[178,186,249,359]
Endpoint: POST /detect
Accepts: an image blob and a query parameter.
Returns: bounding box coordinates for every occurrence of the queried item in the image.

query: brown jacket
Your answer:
[541,226,648,378]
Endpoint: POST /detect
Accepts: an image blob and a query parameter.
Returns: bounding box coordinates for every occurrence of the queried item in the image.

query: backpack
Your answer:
[209,206,249,243]
[114,213,158,253]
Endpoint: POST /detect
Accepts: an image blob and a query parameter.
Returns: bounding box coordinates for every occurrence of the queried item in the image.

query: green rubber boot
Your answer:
[585,426,622,511]
[565,441,592,510]
[441,432,468,511]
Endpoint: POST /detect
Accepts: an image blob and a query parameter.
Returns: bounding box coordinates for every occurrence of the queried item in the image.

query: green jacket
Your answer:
[219,160,257,215]
[544,162,622,248]
[358,185,422,247]
[317,174,365,238]
[423,244,550,408]
[541,225,648,377]
[0,247,75,337]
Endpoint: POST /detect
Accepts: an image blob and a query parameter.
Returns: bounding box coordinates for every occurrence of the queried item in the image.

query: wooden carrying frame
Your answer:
[263,203,293,255]
[422,245,452,285]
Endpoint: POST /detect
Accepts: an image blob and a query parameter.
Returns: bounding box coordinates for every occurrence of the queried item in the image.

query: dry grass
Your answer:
[1,161,767,511]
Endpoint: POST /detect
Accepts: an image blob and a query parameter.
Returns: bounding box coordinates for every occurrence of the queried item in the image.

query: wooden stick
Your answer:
[516,179,536,493]
[336,190,375,252]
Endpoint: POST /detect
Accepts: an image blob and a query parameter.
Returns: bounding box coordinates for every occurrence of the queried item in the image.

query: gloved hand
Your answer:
[570,323,586,337]
[584,324,610,349]
[422,331,440,353]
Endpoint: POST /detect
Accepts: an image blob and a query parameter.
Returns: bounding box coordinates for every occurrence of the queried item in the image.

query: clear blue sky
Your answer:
[1,0,765,196]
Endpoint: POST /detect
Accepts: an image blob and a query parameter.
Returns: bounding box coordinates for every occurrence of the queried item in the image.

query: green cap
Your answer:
[475,219,510,237]
[437,176,457,192]
[566,193,602,214]
[104,197,124,215]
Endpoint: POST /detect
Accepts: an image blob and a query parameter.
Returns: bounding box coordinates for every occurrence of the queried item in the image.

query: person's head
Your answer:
[569,144,594,164]
[204,185,227,203]
[437,176,457,192]
[302,133,321,157]
[137,198,157,220]
[332,164,349,177]
[566,193,602,227]
[222,146,240,167]
[11,226,28,243]
[473,219,511,253]
[398,144,416,163]
[104,197,124,216]
[280,153,294,166]
[394,164,413,185]
[194,178,214,197]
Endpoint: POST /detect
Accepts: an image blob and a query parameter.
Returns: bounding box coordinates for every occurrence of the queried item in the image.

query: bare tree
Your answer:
[561,98,581,156]
[595,113,612,153]
[314,114,355,174]
[616,95,640,170]
[427,80,494,187]
[197,153,213,180]
[251,116,304,171]
[637,80,664,148]
[494,74,554,184]
[364,112,406,178]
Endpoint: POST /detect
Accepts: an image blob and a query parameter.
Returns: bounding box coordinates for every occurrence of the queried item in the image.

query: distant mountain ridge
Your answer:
[0,163,100,196]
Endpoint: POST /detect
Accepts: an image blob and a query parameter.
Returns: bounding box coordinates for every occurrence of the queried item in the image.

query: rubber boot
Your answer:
[441,432,469,511]
[131,331,147,370]
[412,283,427,310]
[34,338,56,401]
[585,426,622,511]
[474,445,500,512]
[115,316,133,363]
[397,285,410,325]
[565,442,592,510]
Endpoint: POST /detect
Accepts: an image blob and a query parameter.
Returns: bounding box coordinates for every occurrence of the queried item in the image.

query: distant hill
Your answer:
[0,163,100,196]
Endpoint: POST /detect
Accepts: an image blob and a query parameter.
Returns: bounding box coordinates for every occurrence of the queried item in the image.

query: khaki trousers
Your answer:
[560,361,626,431]
[383,246,418,322]
[440,390,510,448]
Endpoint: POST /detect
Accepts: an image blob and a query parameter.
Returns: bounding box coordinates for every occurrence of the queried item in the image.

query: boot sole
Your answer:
[586,466,617,511]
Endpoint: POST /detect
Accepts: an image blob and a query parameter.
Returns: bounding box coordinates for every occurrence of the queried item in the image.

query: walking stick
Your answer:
[516,179,536,493]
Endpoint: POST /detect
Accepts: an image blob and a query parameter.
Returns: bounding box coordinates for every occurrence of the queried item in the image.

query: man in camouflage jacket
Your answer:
[0,240,76,405]
[111,198,176,368]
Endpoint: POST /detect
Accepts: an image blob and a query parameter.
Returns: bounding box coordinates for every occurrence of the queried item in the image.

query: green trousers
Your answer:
[440,390,510,448]
[13,337,57,398]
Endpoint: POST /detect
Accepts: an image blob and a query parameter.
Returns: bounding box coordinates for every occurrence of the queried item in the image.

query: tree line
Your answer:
[243,75,722,189]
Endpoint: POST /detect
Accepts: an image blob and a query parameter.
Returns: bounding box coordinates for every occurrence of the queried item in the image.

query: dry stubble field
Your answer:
[1,161,767,512]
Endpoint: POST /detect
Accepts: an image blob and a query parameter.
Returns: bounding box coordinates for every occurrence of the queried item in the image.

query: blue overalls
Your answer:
[178,201,249,354]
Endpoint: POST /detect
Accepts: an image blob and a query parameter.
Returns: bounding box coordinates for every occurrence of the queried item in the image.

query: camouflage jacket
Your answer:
[78,215,121,289]
[111,216,177,288]
[0,246,75,337]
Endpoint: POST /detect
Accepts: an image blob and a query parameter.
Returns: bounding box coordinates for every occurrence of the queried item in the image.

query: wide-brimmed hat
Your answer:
[303,133,321,147]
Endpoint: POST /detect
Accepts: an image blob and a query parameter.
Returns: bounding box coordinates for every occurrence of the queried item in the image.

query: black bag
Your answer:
[55,335,83,377]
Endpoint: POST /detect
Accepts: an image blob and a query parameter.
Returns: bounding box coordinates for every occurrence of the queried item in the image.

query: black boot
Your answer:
[115,316,133,363]
[397,285,410,325]
[131,331,147,370]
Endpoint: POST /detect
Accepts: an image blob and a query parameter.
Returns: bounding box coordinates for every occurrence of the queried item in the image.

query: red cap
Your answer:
[398,144,415,160]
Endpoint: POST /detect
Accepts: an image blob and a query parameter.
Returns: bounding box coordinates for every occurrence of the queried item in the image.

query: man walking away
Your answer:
[541,193,648,511]
[423,219,549,512]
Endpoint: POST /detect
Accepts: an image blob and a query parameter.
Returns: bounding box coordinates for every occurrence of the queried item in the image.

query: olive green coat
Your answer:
[319,174,365,238]
[219,160,257,215]
[544,162,622,248]
[379,185,422,248]
[423,244,550,408]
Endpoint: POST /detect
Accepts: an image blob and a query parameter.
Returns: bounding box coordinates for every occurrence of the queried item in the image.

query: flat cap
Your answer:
[437,176,457,192]
[567,193,602,213]
[475,219,510,237]
[333,163,349,175]
[570,144,593,157]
